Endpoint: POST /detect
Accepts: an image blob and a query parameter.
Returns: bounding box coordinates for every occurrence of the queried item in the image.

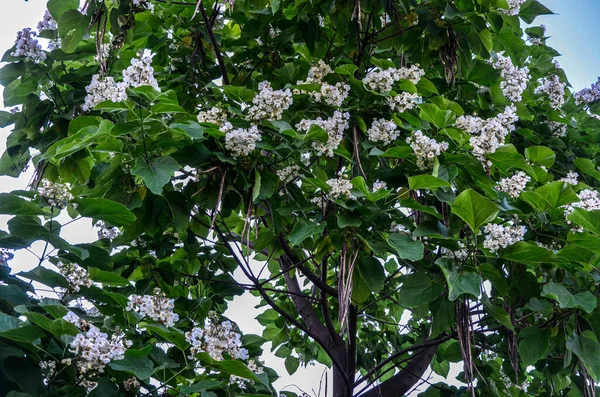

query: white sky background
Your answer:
[0,1,599,396]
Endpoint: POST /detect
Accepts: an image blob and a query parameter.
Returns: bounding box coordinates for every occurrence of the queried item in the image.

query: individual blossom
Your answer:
[57,262,93,292]
[483,223,527,252]
[11,28,46,63]
[296,111,350,157]
[224,125,262,157]
[367,118,400,145]
[560,171,579,186]
[535,75,566,110]
[496,171,530,198]
[37,10,57,31]
[502,0,527,16]
[492,52,530,102]
[326,177,354,200]
[95,221,121,240]
[82,74,128,111]
[127,288,179,327]
[563,189,600,220]
[247,81,292,121]
[406,130,449,170]
[185,313,249,360]
[198,107,228,126]
[0,249,14,266]
[575,78,600,105]
[390,222,410,234]
[372,180,387,192]
[276,165,301,184]
[122,53,160,90]
[123,377,141,392]
[387,92,420,113]
[133,0,154,11]
[269,26,281,38]
[545,120,567,138]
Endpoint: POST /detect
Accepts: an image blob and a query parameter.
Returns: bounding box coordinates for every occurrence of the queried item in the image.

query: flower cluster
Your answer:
[248,81,292,121]
[122,54,160,90]
[133,0,154,11]
[70,325,130,389]
[296,111,350,157]
[574,78,600,105]
[185,314,249,361]
[362,65,424,92]
[406,130,449,170]
[38,179,74,209]
[223,125,262,157]
[563,189,600,220]
[197,107,228,126]
[503,0,527,16]
[63,311,88,329]
[82,75,128,111]
[387,92,420,113]
[390,222,410,234]
[492,52,530,102]
[326,177,354,200]
[440,242,469,261]
[496,172,530,198]
[37,10,57,31]
[11,28,46,63]
[127,288,179,327]
[276,165,301,184]
[95,221,121,240]
[367,118,400,145]
[57,262,93,292]
[303,60,333,83]
[560,171,579,185]
[229,359,264,389]
[535,75,565,110]
[40,360,57,385]
[483,224,527,252]
[372,180,387,192]
[0,249,13,266]
[315,82,351,107]
[545,120,568,138]
[123,377,141,392]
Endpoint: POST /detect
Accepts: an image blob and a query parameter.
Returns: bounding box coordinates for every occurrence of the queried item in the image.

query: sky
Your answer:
[0,0,599,395]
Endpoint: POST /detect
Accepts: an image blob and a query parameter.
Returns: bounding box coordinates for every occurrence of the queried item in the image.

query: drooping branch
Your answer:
[196,0,230,84]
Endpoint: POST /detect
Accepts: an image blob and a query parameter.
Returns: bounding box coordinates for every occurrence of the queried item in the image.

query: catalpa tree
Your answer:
[1,0,600,396]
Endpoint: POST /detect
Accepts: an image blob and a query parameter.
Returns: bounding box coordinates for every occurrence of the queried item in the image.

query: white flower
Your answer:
[38,179,74,209]
[390,222,410,233]
[372,180,387,192]
[575,78,600,105]
[63,311,81,325]
[367,118,400,145]
[326,177,354,200]
[440,242,469,261]
[276,165,301,184]
[123,377,140,391]
[82,74,128,111]
[362,65,425,93]
[133,0,154,11]
[96,221,121,240]
[406,130,449,170]
[11,28,46,63]
[563,189,600,221]
[247,81,293,121]
[545,120,567,138]
[127,288,179,327]
[185,313,249,361]
[37,10,57,31]
[122,53,160,90]
[502,0,527,16]
[296,111,350,157]
[560,171,579,186]
[57,262,92,292]
[387,92,420,112]
[492,52,530,102]
[198,107,227,126]
[483,223,526,252]
[40,360,57,384]
[224,125,262,157]
[535,75,565,110]
[496,171,530,198]
[0,249,13,266]
[317,82,351,107]
[269,26,281,38]
[300,60,333,84]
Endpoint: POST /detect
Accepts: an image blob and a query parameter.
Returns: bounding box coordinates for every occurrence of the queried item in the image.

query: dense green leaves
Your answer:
[130,156,179,195]
[541,282,597,313]
[75,198,136,226]
[451,189,498,232]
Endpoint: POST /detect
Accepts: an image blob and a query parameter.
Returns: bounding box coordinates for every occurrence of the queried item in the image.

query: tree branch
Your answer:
[197,0,230,84]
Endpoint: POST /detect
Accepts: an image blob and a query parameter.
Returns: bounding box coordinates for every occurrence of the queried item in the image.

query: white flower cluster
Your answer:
[503,0,527,16]
[185,315,249,361]
[496,171,530,198]
[303,60,333,83]
[456,106,518,166]
[535,75,565,110]
[390,222,410,233]
[563,189,600,220]
[229,359,264,389]
[406,130,449,170]
[296,111,350,157]
[295,62,351,106]
[40,360,57,385]
[198,107,227,126]
[11,28,46,63]
[63,311,88,329]
[372,180,387,192]
[122,54,160,90]
[0,249,13,266]
[545,120,567,138]
[483,223,526,252]
[82,75,128,111]
[123,377,141,391]
[362,65,424,92]
[492,52,530,102]
[326,177,354,200]
[276,165,301,184]
[95,221,121,240]
[38,179,74,209]
[70,325,129,388]
[57,262,93,292]
[367,118,400,145]
[133,0,154,11]
[387,92,420,113]
[440,242,469,261]
[223,125,262,157]
[575,78,600,105]
[560,171,579,185]
[127,288,179,327]
[248,81,292,121]
[37,10,57,31]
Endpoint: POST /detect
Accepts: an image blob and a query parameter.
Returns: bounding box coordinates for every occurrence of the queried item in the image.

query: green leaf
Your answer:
[356,257,385,294]
[145,325,189,351]
[335,64,358,76]
[419,103,455,128]
[438,259,481,301]
[371,146,413,158]
[0,313,20,332]
[521,182,579,212]
[284,356,300,375]
[170,121,204,140]
[398,273,444,308]
[47,0,80,20]
[519,0,553,24]
[130,156,179,195]
[289,218,326,246]
[575,158,600,181]
[0,325,45,344]
[222,85,255,103]
[74,198,136,226]
[568,209,600,235]
[481,295,514,331]
[541,282,597,313]
[387,233,424,262]
[109,348,154,379]
[408,175,451,190]
[500,242,559,265]
[487,144,531,174]
[57,10,89,53]
[211,360,261,383]
[88,268,129,287]
[19,267,69,289]
[566,333,600,381]
[524,146,556,168]
[451,189,498,232]
[519,327,550,366]
[0,194,43,216]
